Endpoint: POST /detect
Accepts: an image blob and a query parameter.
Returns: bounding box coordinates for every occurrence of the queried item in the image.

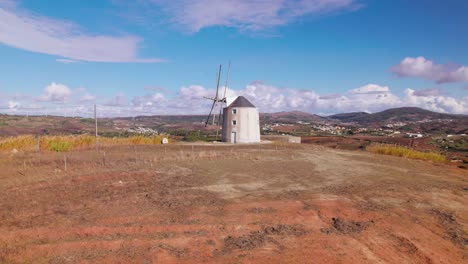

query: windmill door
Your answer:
[231,132,236,143]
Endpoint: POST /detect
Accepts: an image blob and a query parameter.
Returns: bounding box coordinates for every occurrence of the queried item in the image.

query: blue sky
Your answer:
[0,0,467,116]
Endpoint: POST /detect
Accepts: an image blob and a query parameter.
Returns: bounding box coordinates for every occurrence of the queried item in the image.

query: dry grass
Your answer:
[0,135,165,152]
[366,144,446,162]
[0,135,37,152]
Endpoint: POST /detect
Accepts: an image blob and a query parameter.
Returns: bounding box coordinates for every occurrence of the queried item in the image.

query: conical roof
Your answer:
[228,96,256,108]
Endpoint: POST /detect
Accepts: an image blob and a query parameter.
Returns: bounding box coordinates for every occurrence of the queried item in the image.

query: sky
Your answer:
[0,0,467,117]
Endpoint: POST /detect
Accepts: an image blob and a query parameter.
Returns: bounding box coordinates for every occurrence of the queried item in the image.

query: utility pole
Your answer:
[94,104,98,150]
[94,104,98,137]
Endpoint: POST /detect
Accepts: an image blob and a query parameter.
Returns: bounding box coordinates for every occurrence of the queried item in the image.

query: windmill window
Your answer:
[232,120,237,125]
[232,109,237,114]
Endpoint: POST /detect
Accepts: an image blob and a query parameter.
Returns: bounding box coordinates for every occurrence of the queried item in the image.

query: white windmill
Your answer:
[204,63,260,143]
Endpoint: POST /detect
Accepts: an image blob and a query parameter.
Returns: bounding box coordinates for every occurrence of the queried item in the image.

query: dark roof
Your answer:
[229,96,256,108]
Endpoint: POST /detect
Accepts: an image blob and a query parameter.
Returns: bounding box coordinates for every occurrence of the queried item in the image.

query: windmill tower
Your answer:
[204,63,260,143]
[222,96,260,143]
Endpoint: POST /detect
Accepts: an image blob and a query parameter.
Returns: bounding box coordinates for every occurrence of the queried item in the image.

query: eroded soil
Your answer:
[0,144,467,263]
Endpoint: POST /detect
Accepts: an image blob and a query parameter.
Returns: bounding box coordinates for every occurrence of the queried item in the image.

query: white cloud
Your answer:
[38,82,72,102]
[7,100,20,109]
[240,81,287,110]
[230,82,401,113]
[0,6,163,62]
[404,88,467,114]
[104,93,128,106]
[411,88,442,97]
[151,0,361,32]
[124,83,468,115]
[350,83,389,94]
[392,56,468,84]
[210,82,466,114]
[132,92,166,106]
[319,93,341,99]
[322,85,401,113]
[3,81,467,116]
[179,85,214,100]
[56,58,78,64]
[170,85,231,113]
[80,93,96,102]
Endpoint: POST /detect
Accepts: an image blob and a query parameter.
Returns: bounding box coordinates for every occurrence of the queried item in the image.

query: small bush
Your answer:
[184,134,209,142]
[367,144,446,162]
[48,140,72,152]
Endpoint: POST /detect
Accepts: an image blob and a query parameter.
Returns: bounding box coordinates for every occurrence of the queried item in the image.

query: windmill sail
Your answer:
[205,100,217,126]
[217,61,230,126]
[205,65,222,127]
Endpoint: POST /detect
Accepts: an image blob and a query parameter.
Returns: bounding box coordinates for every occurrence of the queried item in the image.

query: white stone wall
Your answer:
[222,107,260,143]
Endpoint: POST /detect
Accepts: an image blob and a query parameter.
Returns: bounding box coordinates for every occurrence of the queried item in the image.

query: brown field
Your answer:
[301,136,369,150]
[0,143,467,263]
[301,136,435,150]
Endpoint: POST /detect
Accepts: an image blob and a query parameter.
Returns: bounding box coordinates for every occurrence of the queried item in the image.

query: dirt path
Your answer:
[0,144,466,263]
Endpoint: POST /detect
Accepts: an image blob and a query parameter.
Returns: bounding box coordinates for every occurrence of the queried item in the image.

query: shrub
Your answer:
[367,144,446,162]
[48,140,72,152]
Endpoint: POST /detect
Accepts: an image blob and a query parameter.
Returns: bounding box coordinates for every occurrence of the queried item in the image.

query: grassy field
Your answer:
[0,135,165,152]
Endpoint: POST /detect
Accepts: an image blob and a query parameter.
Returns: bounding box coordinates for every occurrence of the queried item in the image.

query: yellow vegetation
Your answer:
[0,135,37,152]
[0,135,165,152]
[366,144,446,162]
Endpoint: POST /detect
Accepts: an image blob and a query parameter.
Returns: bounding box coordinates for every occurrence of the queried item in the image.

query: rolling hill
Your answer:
[335,107,465,123]
[260,111,327,124]
[327,112,370,121]
[327,107,467,134]
[0,107,467,136]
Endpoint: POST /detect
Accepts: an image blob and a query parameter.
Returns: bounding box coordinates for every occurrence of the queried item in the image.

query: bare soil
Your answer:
[0,143,467,263]
[301,136,436,151]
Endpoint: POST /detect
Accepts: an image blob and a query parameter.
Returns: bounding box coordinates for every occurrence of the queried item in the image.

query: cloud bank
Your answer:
[392,56,468,84]
[2,81,467,117]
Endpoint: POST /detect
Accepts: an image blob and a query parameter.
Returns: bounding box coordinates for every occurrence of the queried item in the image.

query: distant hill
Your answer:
[0,107,466,136]
[328,107,465,123]
[328,107,467,134]
[115,115,207,125]
[328,112,369,121]
[260,111,327,124]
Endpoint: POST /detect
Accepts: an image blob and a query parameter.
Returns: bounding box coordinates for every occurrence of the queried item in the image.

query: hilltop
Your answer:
[330,107,465,123]
[327,112,369,121]
[327,107,467,134]
[261,111,327,124]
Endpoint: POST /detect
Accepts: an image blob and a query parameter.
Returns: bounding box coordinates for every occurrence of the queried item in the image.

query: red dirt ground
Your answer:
[0,144,467,263]
[301,135,436,150]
